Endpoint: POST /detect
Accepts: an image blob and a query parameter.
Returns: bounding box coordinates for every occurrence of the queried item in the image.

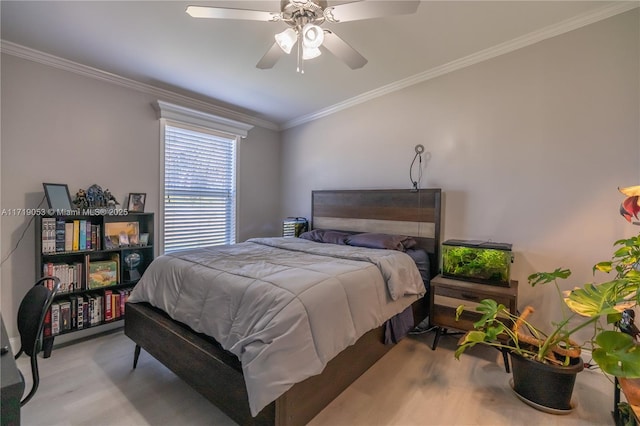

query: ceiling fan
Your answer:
[186,1,420,73]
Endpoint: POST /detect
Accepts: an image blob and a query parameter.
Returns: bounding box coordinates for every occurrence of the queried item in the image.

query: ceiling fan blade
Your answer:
[186,5,278,21]
[321,30,367,69]
[326,1,419,23]
[256,42,285,69]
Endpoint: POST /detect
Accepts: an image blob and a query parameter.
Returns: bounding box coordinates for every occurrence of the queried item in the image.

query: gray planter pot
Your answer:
[510,351,584,412]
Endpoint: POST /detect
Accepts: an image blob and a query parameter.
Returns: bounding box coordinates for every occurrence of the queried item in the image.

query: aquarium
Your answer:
[442,239,513,287]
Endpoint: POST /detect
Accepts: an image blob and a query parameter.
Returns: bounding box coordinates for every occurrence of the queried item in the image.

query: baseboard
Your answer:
[50,322,123,350]
[10,322,124,357]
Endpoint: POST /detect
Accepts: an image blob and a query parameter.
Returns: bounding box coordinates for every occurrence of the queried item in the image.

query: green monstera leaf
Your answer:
[473,299,506,328]
[592,331,640,378]
[565,280,636,318]
[454,330,487,359]
[528,268,571,287]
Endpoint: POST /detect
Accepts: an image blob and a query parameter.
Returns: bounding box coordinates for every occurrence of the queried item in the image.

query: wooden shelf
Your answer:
[429,274,518,347]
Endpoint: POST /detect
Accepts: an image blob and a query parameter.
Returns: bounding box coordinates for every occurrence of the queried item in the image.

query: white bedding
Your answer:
[128,237,424,415]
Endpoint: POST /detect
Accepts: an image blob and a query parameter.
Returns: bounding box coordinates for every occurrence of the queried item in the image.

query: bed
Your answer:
[124,188,441,426]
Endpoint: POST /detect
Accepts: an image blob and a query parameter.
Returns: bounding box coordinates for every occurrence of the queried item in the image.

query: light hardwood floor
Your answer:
[16,329,615,426]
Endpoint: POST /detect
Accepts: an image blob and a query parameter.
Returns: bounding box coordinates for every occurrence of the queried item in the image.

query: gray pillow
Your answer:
[298,229,350,245]
[345,232,417,252]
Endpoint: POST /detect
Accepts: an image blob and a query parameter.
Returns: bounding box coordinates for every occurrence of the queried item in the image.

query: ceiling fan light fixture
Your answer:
[275,28,297,54]
[185,0,421,71]
[302,46,322,60]
[302,23,324,49]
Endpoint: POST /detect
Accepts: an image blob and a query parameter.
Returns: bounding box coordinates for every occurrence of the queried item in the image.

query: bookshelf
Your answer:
[35,212,154,357]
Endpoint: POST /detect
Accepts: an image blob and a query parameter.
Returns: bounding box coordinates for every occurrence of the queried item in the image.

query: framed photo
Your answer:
[139,233,149,246]
[128,193,146,212]
[43,183,73,210]
[119,231,129,246]
[104,236,115,250]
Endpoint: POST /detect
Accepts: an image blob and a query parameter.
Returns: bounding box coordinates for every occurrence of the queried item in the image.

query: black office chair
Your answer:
[14,276,60,406]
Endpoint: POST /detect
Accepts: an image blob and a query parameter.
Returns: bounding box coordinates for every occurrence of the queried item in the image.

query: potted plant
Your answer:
[454,186,640,413]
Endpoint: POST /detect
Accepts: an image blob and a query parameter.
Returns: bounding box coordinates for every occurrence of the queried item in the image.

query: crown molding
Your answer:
[153,100,254,138]
[282,1,639,130]
[0,40,280,132]
[2,1,637,132]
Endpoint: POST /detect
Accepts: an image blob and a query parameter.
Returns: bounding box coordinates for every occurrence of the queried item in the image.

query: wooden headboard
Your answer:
[311,188,442,278]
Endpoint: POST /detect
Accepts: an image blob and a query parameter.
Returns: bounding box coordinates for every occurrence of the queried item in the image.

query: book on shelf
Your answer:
[93,225,101,250]
[43,308,52,337]
[119,289,127,316]
[85,222,91,250]
[68,295,77,329]
[79,220,87,250]
[104,289,112,321]
[114,291,121,319]
[51,303,60,336]
[41,217,56,253]
[77,295,84,330]
[82,299,89,328]
[92,294,103,325]
[59,301,71,332]
[72,220,80,251]
[64,222,74,251]
[55,218,65,252]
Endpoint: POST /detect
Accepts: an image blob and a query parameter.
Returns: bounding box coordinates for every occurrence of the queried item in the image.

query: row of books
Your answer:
[44,287,133,336]
[43,262,83,293]
[42,217,102,254]
[43,255,120,293]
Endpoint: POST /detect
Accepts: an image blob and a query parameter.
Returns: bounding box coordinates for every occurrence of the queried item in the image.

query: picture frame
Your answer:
[128,193,146,213]
[139,233,149,246]
[43,183,73,210]
[104,236,115,250]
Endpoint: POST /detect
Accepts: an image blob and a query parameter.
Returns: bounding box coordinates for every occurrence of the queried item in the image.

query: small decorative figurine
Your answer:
[104,189,119,207]
[73,188,88,209]
[86,184,105,207]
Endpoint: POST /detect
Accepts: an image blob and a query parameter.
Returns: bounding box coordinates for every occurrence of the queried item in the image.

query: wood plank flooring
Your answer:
[16,329,615,425]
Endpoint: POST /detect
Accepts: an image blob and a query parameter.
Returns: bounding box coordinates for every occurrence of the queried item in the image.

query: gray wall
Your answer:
[1,54,282,338]
[1,10,638,345]
[281,10,639,339]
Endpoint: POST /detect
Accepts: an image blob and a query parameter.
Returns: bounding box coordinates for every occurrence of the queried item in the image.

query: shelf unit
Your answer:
[35,212,154,356]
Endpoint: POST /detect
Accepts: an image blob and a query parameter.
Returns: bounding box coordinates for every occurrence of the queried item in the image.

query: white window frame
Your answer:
[154,101,253,253]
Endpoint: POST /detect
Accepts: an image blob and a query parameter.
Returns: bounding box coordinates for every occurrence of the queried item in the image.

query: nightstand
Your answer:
[429,274,518,369]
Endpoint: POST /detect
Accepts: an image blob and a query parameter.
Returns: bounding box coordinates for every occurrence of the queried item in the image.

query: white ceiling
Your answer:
[1,1,636,129]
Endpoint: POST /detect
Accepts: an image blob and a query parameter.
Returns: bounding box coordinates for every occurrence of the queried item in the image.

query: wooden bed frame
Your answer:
[125,188,441,426]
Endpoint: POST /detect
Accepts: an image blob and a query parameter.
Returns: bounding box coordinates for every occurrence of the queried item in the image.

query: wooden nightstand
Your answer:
[429,274,518,369]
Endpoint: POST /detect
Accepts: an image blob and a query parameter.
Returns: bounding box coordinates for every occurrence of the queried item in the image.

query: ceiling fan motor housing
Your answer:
[280,0,330,27]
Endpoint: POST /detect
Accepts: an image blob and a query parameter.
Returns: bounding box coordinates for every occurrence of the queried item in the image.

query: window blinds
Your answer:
[164,124,236,253]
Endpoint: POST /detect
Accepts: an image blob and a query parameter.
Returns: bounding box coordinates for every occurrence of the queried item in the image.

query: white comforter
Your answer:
[128,237,424,415]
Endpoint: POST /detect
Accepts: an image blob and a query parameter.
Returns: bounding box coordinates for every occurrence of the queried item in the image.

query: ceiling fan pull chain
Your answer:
[297,29,304,74]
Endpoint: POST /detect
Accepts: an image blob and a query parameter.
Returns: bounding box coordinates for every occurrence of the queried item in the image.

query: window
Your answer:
[155,101,253,253]
[163,124,236,252]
